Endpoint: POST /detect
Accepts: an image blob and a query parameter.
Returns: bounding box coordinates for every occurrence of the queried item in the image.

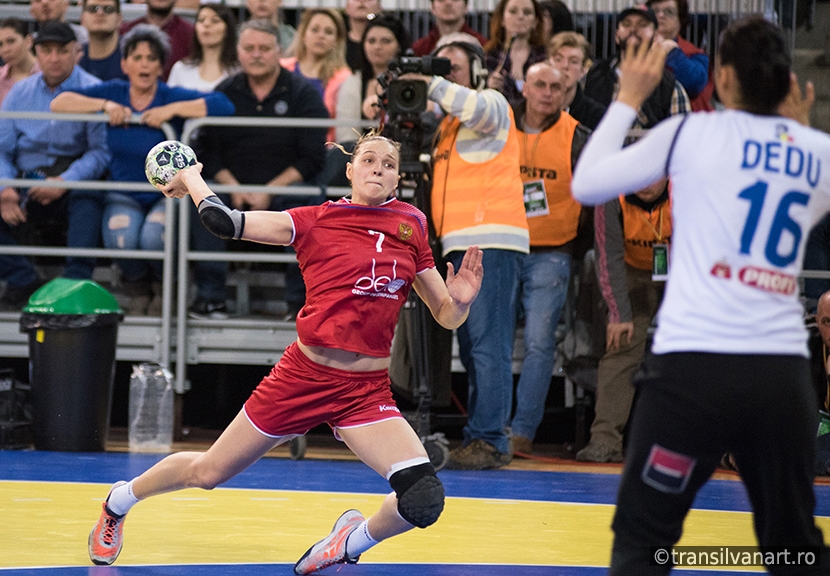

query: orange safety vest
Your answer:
[431,107,529,255]
[620,194,672,270]
[519,112,582,247]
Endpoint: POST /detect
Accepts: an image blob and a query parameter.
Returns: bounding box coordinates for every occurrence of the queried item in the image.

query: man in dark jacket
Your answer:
[190,18,329,319]
[584,4,690,136]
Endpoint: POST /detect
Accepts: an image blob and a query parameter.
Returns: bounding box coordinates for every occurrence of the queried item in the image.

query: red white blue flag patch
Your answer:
[641,444,697,494]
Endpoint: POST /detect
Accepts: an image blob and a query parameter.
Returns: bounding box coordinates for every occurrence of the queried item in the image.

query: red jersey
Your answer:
[288,197,435,357]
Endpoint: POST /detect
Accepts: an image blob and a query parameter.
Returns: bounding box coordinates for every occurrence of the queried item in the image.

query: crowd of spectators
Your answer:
[1,0,826,469]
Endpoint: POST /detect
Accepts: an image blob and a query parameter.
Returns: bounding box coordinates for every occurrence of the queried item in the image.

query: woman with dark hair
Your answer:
[0,17,38,105]
[484,0,547,108]
[335,14,410,144]
[50,24,235,315]
[538,0,573,43]
[168,3,239,92]
[572,17,829,573]
[647,0,713,111]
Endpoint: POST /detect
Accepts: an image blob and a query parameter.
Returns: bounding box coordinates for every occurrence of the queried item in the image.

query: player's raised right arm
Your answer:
[159,165,293,246]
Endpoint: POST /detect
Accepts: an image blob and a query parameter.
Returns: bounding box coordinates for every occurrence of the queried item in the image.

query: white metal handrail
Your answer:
[0,110,372,391]
[0,111,178,367]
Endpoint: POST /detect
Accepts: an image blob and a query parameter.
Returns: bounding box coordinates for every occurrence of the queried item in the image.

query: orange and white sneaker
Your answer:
[88,481,128,565]
[293,509,364,575]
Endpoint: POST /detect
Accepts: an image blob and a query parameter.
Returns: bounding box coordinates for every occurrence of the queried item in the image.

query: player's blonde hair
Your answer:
[330,130,401,166]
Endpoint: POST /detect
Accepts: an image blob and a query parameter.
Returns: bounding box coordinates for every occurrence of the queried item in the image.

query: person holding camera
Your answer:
[403,32,529,470]
[335,14,410,145]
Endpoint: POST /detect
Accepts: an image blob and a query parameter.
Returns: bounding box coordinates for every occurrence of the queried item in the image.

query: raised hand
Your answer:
[617,39,667,111]
[778,72,815,126]
[445,246,483,309]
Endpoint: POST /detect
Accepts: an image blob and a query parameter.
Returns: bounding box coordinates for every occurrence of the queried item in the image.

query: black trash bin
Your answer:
[19,278,123,451]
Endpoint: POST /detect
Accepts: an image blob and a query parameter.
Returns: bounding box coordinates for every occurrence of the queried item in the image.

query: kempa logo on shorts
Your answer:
[379,405,400,413]
[352,258,405,300]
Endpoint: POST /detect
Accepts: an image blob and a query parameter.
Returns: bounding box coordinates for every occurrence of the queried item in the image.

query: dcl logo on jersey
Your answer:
[353,258,405,300]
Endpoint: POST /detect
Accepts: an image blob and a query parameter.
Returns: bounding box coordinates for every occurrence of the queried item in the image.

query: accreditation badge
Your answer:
[652,243,669,281]
[523,180,549,218]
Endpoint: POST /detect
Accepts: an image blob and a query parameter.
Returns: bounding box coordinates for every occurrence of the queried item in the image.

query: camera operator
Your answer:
[402,32,529,470]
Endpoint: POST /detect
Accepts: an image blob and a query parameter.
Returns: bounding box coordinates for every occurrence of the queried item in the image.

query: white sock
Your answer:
[106,480,140,516]
[345,520,378,560]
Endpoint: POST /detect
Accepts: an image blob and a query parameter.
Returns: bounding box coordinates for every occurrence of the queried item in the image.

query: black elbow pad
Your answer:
[197,195,245,240]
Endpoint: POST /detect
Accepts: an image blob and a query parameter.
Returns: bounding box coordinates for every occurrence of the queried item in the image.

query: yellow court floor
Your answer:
[2,449,828,575]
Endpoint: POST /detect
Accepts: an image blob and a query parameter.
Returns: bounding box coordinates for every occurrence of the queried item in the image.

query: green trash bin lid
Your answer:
[22,278,122,315]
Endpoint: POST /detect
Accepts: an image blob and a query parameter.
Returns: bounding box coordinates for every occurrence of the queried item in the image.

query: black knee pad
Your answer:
[388,462,445,528]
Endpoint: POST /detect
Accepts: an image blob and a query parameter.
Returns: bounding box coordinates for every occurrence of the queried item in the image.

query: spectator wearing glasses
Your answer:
[80,0,127,81]
[646,0,713,111]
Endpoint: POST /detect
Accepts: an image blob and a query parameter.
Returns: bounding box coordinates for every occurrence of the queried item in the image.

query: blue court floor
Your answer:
[1,449,828,575]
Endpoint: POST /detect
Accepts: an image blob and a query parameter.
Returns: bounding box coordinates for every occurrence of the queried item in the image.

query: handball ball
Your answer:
[145,140,197,187]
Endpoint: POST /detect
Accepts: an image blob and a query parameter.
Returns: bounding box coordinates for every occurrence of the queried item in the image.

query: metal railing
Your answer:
[0,111,179,369]
[2,56,822,390]
[0,110,377,393]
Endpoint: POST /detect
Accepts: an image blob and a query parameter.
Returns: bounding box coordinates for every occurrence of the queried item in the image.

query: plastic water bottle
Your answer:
[129,363,173,452]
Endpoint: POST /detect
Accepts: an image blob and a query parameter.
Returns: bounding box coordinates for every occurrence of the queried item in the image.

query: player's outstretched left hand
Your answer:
[156,163,203,199]
[445,246,483,309]
[778,72,814,126]
[617,39,667,111]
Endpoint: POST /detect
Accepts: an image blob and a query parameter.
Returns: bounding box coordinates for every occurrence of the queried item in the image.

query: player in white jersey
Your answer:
[572,17,830,575]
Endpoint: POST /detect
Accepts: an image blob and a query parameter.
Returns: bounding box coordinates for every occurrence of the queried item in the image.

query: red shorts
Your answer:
[243,342,404,439]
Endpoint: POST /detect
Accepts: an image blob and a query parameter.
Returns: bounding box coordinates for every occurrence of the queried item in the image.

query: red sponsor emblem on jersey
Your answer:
[398,223,413,241]
[738,266,797,295]
[710,261,731,279]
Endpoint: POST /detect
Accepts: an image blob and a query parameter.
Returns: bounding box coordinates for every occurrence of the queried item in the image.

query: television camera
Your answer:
[376,55,450,175]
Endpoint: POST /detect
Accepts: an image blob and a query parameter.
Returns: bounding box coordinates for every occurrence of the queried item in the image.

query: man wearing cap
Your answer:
[584,4,690,134]
[0,21,110,310]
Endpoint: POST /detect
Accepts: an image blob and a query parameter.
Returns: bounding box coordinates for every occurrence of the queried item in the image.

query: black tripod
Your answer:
[391,119,452,470]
